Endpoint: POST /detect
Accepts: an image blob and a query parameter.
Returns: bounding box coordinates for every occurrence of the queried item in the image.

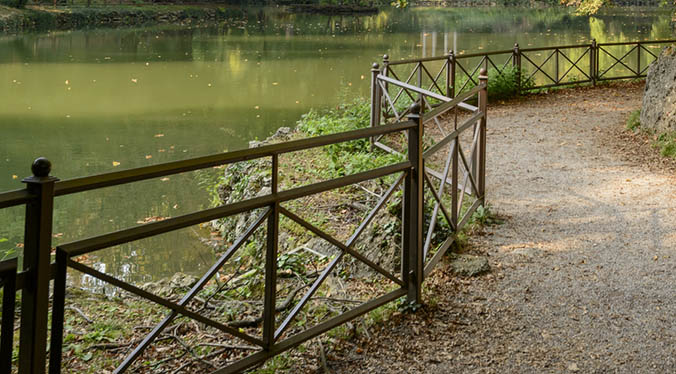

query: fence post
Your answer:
[403,103,423,306]
[262,155,279,349]
[636,41,641,78]
[1,258,17,372]
[19,157,57,374]
[49,248,67,374]
[417,61,423,103]
[555,48,559,84]
[478,69,488,203]
[382,54,389,81]
[591,39,597,86]
[513,43,521,94]
[447,50,455,98]
[370,62,381,149]
[382,55,389,110]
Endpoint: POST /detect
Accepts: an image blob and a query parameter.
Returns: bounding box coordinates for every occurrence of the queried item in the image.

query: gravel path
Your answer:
[325,82,676,373]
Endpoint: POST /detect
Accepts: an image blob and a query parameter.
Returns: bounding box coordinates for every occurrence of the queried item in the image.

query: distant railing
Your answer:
[371,39,675,123]
[0,72,487,373]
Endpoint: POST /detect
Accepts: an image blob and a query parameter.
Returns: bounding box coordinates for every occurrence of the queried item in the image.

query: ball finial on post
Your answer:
[31,157,52,178]
[372,62,380,71]
[409,102,421,117]
[479,68,488,78]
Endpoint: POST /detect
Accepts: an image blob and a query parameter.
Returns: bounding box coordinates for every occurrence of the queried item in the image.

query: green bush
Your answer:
[297,99,403,177]
[486,65,534,100]
[452,65,532,100]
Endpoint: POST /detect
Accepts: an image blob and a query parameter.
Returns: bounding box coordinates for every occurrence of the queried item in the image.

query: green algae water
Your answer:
[0,6,672,286]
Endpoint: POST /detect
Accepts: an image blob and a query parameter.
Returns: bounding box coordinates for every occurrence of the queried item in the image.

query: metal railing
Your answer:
[371,39,675,123]
[0,71,487,373]
[371,58,488,262]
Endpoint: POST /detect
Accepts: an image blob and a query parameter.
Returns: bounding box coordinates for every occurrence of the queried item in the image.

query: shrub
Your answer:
[452,65,532,100]
[486,65,534,100]
[297,98,403,177]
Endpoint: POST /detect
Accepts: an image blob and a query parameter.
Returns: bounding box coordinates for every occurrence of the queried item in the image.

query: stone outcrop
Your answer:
[640,46,676,134]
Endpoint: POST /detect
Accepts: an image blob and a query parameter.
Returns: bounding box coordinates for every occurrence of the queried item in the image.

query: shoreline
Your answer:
[0,2,585,34]
[0,4,249,33]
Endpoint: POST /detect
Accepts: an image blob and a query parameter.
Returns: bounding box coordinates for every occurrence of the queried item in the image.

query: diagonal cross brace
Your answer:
[273,173,405,340]
[109,208,270,373]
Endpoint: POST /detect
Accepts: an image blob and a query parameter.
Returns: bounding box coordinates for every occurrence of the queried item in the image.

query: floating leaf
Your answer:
[160,177,170,182]
[112,161,121,167]
[154,134,164,138]
[145,155,152,159]
[12,175,18,180]
[131,78,138,83]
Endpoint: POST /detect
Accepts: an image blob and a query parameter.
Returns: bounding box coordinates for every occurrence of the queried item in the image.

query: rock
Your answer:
[143,272,198,298]
[248,140,265,148]
[272,126,292,139]
[513,247,539,257]
[640,46,676,134]
[568,363,580,372]
[449,253,490,277]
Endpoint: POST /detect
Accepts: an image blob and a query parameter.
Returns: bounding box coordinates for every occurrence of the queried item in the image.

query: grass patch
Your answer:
[622,109,676,160]
[656,132,676,158]
[626,109,641,131]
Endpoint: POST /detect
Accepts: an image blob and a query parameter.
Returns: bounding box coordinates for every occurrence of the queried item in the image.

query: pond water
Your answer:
[0,6,672,286]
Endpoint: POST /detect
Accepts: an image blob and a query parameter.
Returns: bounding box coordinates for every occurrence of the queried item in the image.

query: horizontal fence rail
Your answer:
[372,39,675,120]
[0,69,487,374]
